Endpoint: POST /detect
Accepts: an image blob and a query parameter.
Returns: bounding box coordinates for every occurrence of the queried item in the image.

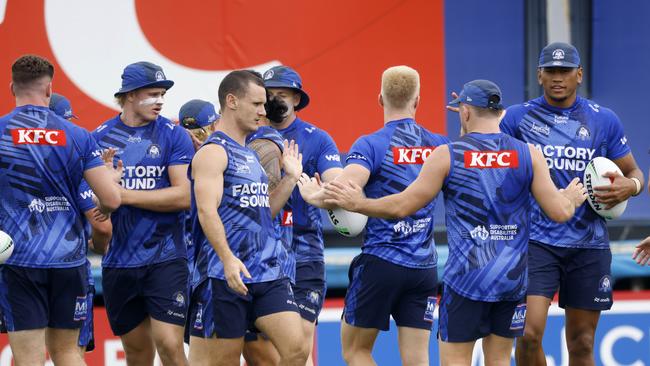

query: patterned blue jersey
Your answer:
[77,184,95,288]
[0,105,103,268]
[443,133,533,301]
[93,115,194,267]
[346,118,450,268]
[246,126,296,283]
[276,118,342,270]
[191,131,282,285]
[501,96,631,249]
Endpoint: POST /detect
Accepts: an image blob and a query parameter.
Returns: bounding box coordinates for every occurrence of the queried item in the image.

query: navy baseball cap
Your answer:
[263,66,310,111]
[179,100,219,129]
[114,61,174,97]
[49,93,77,119]
[538,42,581,68]
[449,79,504,110]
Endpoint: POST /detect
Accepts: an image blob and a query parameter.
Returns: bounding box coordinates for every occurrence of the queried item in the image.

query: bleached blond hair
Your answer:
[381,66,420,109]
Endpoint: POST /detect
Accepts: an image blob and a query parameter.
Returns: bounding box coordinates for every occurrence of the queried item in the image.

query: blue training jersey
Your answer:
[346,118,450,268]
[93,115,195,267]
[443,133,533,302]
[246,126,296,283]
[76,187,95,287]
[276,118,342,270]
[0,105,103,268]
[190,131,282,285]
[500,96,631,249]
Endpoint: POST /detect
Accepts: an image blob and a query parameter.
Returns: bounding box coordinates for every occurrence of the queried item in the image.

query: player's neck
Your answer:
[15,95,48,108]
[272,114,297,130]
[384,110,414,124]
[215,118,247,146]
[543,92,578,109]
[465,119,501,134]
[119,110,153,128]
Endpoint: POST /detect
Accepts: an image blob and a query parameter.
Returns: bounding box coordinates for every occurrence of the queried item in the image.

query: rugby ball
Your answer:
[583,157,627,220]
[0,230,14,264]
[326,208,367,237]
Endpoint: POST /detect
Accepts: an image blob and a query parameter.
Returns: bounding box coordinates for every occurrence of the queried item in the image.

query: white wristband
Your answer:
[631,177,642,196]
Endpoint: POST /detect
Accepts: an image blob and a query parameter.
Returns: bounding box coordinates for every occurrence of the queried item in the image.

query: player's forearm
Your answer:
[269,175,298,217]
[91,226,112,254]
[355,194,413,219]
[546,193,576,223]
[198,209,236,263]
[121,186,190,212]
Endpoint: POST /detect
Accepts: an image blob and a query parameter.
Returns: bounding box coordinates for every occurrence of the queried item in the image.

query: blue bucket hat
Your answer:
[49,93,77,119]
[538,42,581,68]
[449,79,504,110]
[263,66,310,111]
[114,61,174,97]
[179,100,219,129]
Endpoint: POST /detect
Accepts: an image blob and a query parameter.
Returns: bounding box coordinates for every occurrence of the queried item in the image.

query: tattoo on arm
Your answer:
[247,139,283,191]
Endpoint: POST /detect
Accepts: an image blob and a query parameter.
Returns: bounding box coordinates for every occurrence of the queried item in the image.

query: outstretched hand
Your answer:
[632,237,650,266]
[282,140,303,180]
[323,180,365,212]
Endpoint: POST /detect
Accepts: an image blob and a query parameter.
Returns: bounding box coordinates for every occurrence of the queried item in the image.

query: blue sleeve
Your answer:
[78,127,103,171]
[169,127,195,166]
[345,135,375,174]
[76,180,96,213]
[603,109,632,160]
[316,130,342,174]
[499,105,525,137]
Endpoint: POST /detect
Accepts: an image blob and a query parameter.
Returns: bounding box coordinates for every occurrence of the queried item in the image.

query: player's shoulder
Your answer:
[578,97,619,122]
[154,115,182,135]
[505,97,541,117]
[415,123,451,145]
[295,118,332,140]
[93,115,121,136]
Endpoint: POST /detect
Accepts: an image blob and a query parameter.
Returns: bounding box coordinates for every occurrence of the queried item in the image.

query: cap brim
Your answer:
[448,96,462,106]
[538,61,580,68]
[114,80,175,97]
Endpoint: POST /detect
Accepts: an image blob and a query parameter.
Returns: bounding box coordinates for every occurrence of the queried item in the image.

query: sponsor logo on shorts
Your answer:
[74,296,88,321]
[306,289,321,306]
[599,275,612,293]
[11,128,67,146]
[173,291,186,307]
[424,296,436,323]
[193,302,203,330]
[510,303,527,330]
[392,146,436,164]
[281,210,293,226]
[464,150,519,168]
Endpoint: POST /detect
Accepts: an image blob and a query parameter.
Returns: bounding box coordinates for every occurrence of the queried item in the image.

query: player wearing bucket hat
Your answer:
[264,65,343,364]
[92,61,194,365]
[497,43,645,365]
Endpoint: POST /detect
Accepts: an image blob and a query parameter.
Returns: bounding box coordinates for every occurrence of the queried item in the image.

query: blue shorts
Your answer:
[438,284,526,342]
[78,284,95,351]
[0,264,88,331]
[188,277,298,339]
[343,254,438,331]
[528,241,613,310]
[294,261,326,323]
[102,258,189,336]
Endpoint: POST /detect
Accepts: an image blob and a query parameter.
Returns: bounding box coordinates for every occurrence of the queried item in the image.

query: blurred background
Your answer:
[0,0,648,364]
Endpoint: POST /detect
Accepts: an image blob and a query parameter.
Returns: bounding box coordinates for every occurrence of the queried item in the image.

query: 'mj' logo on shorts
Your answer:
[193,303,203,330]
[423,296,436,323]
[74,296,88,321]
[510,303,527,330]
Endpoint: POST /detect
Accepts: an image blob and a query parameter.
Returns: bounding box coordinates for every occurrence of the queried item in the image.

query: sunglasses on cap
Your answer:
[180,117,204,131]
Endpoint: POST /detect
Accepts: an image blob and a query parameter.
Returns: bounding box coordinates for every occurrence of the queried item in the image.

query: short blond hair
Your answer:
[381,66,420,109]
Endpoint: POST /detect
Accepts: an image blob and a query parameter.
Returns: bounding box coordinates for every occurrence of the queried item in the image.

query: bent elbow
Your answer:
[101,194,121,213]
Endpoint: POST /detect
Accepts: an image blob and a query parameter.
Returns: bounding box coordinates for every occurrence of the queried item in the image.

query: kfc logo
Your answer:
[11,129,67,146]
[281,210,293,226]
[464,150,518,168]
[393,147,436,164]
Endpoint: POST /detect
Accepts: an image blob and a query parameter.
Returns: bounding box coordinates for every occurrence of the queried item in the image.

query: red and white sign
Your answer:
[392,146,436,164]
[464,150,519,168]
[11,128,66,146]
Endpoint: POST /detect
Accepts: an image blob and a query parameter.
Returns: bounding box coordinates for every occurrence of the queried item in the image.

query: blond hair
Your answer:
[381,66,420,109]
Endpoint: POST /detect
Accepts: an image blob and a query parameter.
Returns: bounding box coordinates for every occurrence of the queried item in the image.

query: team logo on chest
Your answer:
[576,125,591,140]
[147,144,161,158]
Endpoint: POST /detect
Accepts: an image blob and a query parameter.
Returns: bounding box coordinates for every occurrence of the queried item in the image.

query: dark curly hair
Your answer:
[11,55,54,90]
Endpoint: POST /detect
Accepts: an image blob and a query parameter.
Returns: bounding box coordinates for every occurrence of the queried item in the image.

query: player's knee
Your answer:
[519,325,544,349]
[342,343,370,364]
[567,332,595,358]
[282,341,309,365]
[154,337,184,361]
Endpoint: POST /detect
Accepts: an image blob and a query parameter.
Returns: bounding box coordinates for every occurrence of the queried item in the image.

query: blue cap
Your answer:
[449,79,504,110]
[263,66,310,111]
[538,42,581,68]
[179,100,219,128]
[49,93,77,119]
[114,61,174,97]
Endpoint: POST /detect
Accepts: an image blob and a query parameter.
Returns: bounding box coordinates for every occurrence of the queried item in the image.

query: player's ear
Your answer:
[413,95,420,109]
[537,68,543,85]
[576,67,583,85]
[293,91,301,108]
[226,93,238,110]
[378,93,384,107]
[45,82,52,98]
[9,82,15,97]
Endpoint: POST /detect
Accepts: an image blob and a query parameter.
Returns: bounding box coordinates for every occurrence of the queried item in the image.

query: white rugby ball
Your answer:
[326,208,368,237]
[0,230,14,264]
[583,157,627,220]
